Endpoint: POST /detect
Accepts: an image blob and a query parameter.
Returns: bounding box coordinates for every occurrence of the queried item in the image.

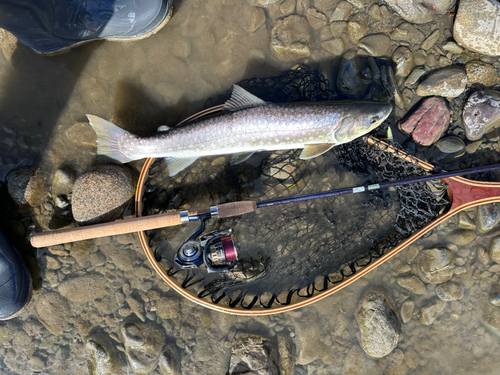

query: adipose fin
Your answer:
[86,115,136,164]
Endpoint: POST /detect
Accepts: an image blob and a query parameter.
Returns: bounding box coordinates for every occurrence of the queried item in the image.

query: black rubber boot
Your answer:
[0,0,172,55]
[0,230,31,320]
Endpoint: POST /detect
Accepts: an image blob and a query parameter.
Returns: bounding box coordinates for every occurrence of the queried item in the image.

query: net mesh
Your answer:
[141,67,449,309]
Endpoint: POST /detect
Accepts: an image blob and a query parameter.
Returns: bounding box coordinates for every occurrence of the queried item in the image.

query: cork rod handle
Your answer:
[30,201,258,248]
[30,211,183,248]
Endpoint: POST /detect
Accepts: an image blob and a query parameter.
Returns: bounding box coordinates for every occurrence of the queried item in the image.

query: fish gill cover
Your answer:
[140,67,448,310]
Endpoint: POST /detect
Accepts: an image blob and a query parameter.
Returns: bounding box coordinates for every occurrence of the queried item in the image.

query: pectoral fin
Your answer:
[230,152,255,165]
[299,143,336,160]
[223,85,267,112]
[164,157,198,176]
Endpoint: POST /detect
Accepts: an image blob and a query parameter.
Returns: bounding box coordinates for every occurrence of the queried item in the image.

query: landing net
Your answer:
[140,67,449,309]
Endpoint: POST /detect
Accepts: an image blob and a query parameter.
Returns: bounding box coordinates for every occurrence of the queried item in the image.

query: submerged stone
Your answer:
[420,300,446,325]
[458,211,476,230]
[489,288,500,306]
[396,276,426,295]
[383,0,454,24]
[228,332,278,375]
[337,51,370,98]
[427,136,465,166]
[435,281,464,301]
[420,29,440,51]
[355,288,402,358]
[400,300,414,323]
[390,23,425,45]
[416,67,467,98]
[392,46,414,77]
[71,165,135,225]
[489,236,500,264]
[462,90,500,141]
[399,97,450,146]
[415,248,454,284]
[270,15,311,61]
[478,202,500,233]
[358,34,391,57]
[404,67,426,87]
[454,0,500,56]
[465,61,498,87]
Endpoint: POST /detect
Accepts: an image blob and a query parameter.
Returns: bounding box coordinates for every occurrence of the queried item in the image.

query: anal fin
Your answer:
[164,157,198,176]
[230,152,255,165]
[299,143,336,160]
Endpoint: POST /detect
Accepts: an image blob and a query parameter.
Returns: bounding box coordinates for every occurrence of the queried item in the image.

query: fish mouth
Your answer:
[335,103,392,143]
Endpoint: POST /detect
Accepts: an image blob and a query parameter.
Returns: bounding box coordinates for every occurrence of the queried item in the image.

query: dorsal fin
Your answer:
[299,143,336,159]
[223,85,267,112]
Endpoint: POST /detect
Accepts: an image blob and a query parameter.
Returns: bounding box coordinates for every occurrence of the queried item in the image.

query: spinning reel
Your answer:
[174,213,240,272]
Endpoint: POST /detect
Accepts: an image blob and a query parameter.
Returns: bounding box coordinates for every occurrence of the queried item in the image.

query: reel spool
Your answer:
[174,219,240,273]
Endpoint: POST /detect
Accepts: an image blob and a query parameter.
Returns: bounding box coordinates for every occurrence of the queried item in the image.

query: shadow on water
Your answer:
[0,2,115,289]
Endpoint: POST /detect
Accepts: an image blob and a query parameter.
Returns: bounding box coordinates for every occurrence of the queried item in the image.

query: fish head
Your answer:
[333,102,392,144]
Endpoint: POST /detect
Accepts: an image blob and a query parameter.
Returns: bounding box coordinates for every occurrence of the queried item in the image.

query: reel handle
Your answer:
[30,201,258,248]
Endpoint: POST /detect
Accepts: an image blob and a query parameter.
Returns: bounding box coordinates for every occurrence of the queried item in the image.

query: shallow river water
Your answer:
[1,0,500,374]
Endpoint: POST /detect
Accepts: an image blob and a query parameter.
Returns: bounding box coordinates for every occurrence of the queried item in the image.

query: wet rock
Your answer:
[342,345,367,375]
[313,0,337,14]
[462,91,500,141]
[400,300,414,323]
[436,281,464,301]
[126,296,146,322]
[404,67,426,87]
[337,51,370,99]
[396,276,426,295]
[330,21,347,38]
[420,300,446,325]
[58,274,108,303]
[277,331,294,375]
[330,1,353,21]
[427,136,465,166]
[367,4,382,20]
[280,0,295,15]
[52,167,76,198]
[416,67,467,98]
[355,288,402,358]
[86,338,124,375]
[383,0,454,24]
[35,292,72,335]
[442,41,464,55]
[158,344,180,375]
[413,51,426,66]
[478,202,500,232]
[489,236,500,263]
[453,0,500,56]
[399,97,450,146]
[358,34,391,57]
[252,0,284,6]
[6,167,45,206]
[465,61,498,87]
[348,13,368,43]
[122,322,166,375]
[447,230,476,245]
[71,165,135,225]
[306,8,327,30]
[489,288,500,306]
[246,7,266,32]
[228,332,278,375]
[321,38,344,55]
[458,211,476,230]
[270,15,311,61]
[390,23,425,45]
[392,47,414,77]
[415,248,454,284]
[420,29,440,51]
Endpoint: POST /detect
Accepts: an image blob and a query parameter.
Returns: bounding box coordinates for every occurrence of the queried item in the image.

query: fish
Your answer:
[87,85,392,176]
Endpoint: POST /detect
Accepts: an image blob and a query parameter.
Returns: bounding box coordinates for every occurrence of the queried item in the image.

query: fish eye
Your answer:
[370,116,379,125]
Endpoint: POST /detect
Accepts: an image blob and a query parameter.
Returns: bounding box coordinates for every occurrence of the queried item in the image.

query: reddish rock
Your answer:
[399,97,450,146]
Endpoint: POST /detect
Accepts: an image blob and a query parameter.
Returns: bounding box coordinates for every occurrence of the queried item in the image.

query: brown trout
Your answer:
[88,85,392,176]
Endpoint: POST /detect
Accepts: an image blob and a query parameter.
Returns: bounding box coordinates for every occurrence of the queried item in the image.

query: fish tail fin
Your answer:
[86,115,136,164]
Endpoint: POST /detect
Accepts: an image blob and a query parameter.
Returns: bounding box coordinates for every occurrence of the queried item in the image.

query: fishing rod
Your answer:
[30,163,500,249]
